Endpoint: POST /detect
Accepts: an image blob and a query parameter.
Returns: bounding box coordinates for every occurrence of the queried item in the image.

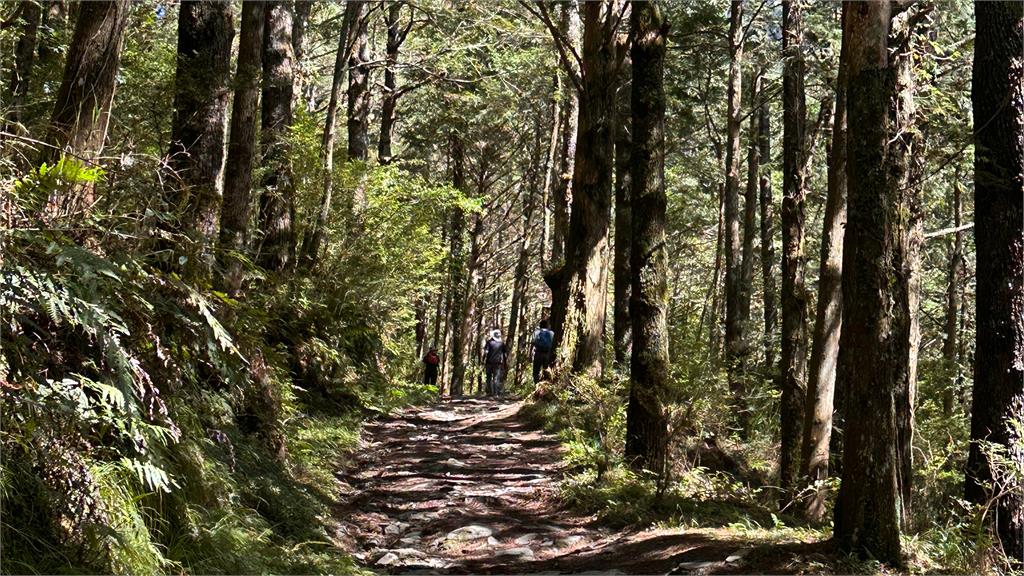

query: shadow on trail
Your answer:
[335,397,824,574]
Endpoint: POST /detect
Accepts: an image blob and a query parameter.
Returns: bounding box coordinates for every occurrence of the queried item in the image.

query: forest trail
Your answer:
[335,398,809,574]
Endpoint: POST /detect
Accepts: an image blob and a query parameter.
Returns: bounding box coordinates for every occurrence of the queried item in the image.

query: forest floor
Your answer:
[335,398,832,574]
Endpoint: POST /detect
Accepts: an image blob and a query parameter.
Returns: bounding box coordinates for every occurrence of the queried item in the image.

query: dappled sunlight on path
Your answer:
[335,398,820,574]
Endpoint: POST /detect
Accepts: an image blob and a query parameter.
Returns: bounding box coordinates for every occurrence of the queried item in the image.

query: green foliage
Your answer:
[0,147,438,573]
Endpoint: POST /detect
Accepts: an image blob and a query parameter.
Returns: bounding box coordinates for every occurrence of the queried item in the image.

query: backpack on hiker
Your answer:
[534,328,554,353]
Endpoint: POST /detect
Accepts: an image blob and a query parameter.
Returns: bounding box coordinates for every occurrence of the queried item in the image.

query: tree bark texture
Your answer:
[834,2,923,565]
[624,0,669,479]
[218,0,264,295]
[5,0,42,129]
[723,0,747,436]
[43,0,130,165]
[379,1,409,164]
[550,0,621,378]
[965,0,1024,563]
[346,0,370,162]
[447,135,469,396]
[778,0,808,501]
[256,1,296,272]
[613,56,633,368]
[550,1,581,269]
[800,2,848,522]
[758,85,777,373]
[166,0,234,273]
[740,70,759,345]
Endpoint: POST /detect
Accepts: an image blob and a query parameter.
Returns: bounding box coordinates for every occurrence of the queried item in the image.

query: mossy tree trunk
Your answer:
[165,0,234,277]
[624,0,669,480]
[550,0,622,378]
[965,0,1024,563]
[834,1,924,565]
[778,0,808,502]
[256,1,297,273]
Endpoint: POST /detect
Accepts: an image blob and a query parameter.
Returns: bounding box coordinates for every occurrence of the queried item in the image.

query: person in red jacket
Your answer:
[422,345,440,389]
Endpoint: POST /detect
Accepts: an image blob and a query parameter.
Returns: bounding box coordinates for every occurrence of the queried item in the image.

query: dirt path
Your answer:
[335,398,820,574]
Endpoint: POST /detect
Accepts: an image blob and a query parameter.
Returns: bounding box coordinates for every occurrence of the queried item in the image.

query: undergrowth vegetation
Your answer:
[0,140,461,573]
[523,362,1008,574]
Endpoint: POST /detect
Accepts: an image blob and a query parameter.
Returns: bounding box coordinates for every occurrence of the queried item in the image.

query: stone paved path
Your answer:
[335,398,820,574]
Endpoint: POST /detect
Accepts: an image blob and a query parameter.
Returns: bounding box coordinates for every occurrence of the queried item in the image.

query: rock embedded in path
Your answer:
[445,524,493,542]
[513,533,540,545]
[496,546,535,559]
[557,534,585,548]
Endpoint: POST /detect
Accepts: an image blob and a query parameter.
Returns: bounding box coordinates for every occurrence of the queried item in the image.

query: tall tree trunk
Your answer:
[941,175,964,416]
[550,1,581,268]
[834,2,923,565]
[300,6,351,267]
[541,74,562,272]
[166,0,234,276]
[42,0,130,167]
[613,56,633,368]
[778,0,808,502]
[5,0,42,131]
[723,0,747,436]
[460,211,485,394]
[801,3,849,522]
[740,70,759,347]
[447,134,469,396]
[758,82,777,373]
[379,1,406,165]
[509,132,541,379]
[346,0,370,162]
[291,0,311,108]
[256,1,296,272]
[624,0,669,479]
[218,0,264,295]
[965,0,1024,563]
[549,0,622,377]
[707,186,725,364]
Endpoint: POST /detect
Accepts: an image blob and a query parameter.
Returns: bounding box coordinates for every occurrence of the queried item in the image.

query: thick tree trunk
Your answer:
[256,1,296,272]
[379,1,406,165]
[550,2,581,268]
[5,0,42,130]
[834,2,923,565]
[346,0,370,162]
[778,0,808,502]
[613,56,633,368]
[758,87,777,373]
[42,0,130,166]
[166,0,234,275]
[723,0,747,436]
[291,0,311,106]
[550,0,621,377]
[218,0,263,295]
[800,4,848,522]
[965,0,1024,563]
[624,0,669,480]
[300,7,351,267]
[447,135,469,396]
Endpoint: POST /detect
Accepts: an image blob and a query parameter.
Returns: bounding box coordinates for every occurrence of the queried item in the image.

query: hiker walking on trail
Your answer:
[482,329,508,396]
[422,345,440,389]
[532,319,555,384]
